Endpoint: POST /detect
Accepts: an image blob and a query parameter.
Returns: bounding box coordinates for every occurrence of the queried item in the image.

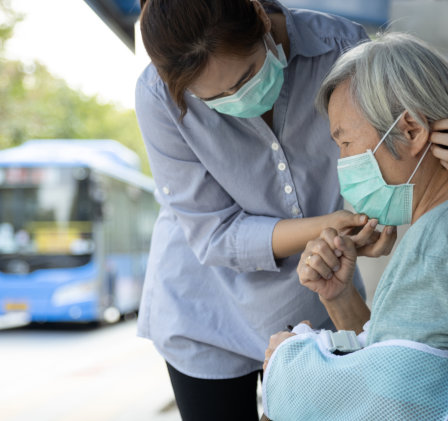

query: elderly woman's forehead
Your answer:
[328,81,359,120]
[330,80,352,104]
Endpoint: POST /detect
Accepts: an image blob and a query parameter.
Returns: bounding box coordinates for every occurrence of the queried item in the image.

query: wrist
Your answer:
[319,283,357,305]
[320,212,339,232]
[319,285,370,334]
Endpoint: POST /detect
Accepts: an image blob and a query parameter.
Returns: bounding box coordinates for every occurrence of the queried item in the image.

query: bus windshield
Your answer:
[0,167,95,273]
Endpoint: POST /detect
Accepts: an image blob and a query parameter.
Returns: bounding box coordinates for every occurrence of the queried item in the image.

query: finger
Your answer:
[268,332,295,349]
[310,239,340,272]
[381,226,397,255]
[431,144,448,162]
[265,347,273,361]
[372,226,397,256]
[337,213,368,235]
[307,253,335,280]
[343,212,368,227]
[360,225,397,257]
[263,353,271,371]
[333,235,357,262]
[319,227,339,246]
[431,119,448,132]
[341,224,363,237]
[349,219,378,247]
[430,132,448,147]
[299,320,312,327]
[365,230,381,245]
[299,262,323,283]
[319,227,343,257]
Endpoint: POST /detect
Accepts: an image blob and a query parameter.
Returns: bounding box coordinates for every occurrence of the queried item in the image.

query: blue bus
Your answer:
[0,140,158,327]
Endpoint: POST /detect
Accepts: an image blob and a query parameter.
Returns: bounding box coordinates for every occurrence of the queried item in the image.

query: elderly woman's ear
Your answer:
[398,111,430,157]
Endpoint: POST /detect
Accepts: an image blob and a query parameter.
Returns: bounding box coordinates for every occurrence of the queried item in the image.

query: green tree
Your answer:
[0,0,150,174]
[0,0,22,52]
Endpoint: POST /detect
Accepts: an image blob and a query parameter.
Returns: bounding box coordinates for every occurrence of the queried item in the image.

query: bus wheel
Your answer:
[103,306,121,324]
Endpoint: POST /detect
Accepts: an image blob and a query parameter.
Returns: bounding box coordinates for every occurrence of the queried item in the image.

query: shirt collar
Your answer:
[269,0,333,60]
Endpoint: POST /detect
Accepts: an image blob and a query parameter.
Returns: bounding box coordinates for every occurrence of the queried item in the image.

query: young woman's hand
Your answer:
[325,211,397,258]
[297,228,357,301]
[430,119,448,169]
[329,210,368,233]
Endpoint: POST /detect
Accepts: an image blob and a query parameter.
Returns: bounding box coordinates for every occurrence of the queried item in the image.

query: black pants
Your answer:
[166,362,262,421]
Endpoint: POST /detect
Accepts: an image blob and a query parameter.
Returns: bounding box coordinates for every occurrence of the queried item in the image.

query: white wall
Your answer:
[389,0,448,57]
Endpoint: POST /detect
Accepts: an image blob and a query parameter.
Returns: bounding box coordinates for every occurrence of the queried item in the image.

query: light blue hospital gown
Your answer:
[134,1,368,378]
[262,201,448,420]
[368,200,448,349]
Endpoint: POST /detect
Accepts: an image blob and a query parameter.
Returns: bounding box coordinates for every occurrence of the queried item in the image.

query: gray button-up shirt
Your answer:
[135,2,368,379]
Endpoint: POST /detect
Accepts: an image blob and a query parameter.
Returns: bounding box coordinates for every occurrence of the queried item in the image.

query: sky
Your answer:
[5,0,149,110]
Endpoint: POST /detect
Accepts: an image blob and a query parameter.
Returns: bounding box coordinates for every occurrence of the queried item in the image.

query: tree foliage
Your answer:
[0,0,150,174]
[0,0,22,52]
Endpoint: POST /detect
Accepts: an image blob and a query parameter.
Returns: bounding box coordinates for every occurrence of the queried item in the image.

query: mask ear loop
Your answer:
[373,113,404,155]
[406,141,432,184]
[372,112,432,183]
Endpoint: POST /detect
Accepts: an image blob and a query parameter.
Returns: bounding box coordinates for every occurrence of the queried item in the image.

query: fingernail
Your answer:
[327,273,333,280]
[335,249,342,257]
[360,215,367,223]
[370,219,378,228]
[333,265,340,272]
[387,226,394,235]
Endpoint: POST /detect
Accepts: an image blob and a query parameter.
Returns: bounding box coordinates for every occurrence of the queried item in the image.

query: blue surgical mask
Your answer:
[337,113,432,226]
[202,34,287,118]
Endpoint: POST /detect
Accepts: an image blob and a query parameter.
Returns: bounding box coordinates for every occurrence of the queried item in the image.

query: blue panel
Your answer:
[281,0,390,25]
[0,262,100,322]
[113,0,140,16]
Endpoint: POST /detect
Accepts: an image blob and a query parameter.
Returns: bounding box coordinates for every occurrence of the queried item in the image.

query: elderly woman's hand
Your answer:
[297,228,357,301]
[331,211,397,258]
[345,219,397,257]
[430,119,448,169]
[263,331,296,371]
[263,321,312,371]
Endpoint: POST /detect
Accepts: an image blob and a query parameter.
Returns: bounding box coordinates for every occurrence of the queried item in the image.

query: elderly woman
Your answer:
[262,33,448,420]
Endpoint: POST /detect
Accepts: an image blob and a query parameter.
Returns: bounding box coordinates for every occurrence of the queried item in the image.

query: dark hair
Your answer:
[139,0,266,118]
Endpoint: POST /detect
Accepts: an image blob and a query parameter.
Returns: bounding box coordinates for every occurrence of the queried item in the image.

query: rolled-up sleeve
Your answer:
[135,78,281,273]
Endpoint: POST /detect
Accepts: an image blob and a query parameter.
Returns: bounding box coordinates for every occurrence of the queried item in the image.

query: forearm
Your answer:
[272,214,336,259]
[319,285,370,334]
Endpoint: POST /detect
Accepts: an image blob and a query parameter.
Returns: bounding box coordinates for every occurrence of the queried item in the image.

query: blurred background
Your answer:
[0,1,446,420]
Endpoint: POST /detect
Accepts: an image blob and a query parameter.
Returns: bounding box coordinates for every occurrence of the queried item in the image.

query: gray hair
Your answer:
[316,32,448,158]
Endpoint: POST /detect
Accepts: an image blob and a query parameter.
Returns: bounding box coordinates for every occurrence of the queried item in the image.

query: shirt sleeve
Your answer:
[135,75,281,273]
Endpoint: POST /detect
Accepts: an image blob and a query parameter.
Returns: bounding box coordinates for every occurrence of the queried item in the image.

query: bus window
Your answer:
[0,167,95,273]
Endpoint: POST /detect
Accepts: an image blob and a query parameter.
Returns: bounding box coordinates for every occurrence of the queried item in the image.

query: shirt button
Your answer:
[162,186,170,195]
[284,184,293,194]
[291,206,299,216]
[271,142,279,151]
[278,162,286,171]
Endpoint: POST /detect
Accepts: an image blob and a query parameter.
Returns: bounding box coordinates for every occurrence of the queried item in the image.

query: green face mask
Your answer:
[203,34,287,118]
[337,114,432,226]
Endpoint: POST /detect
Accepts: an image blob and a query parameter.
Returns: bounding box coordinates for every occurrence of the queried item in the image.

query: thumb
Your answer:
[340,213,368,236]
[333,235,357,262]
[352,213,368,227]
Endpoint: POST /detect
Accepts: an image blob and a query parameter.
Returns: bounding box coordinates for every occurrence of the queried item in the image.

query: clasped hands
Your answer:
[264,215,396,371]
[299,214,396,300]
